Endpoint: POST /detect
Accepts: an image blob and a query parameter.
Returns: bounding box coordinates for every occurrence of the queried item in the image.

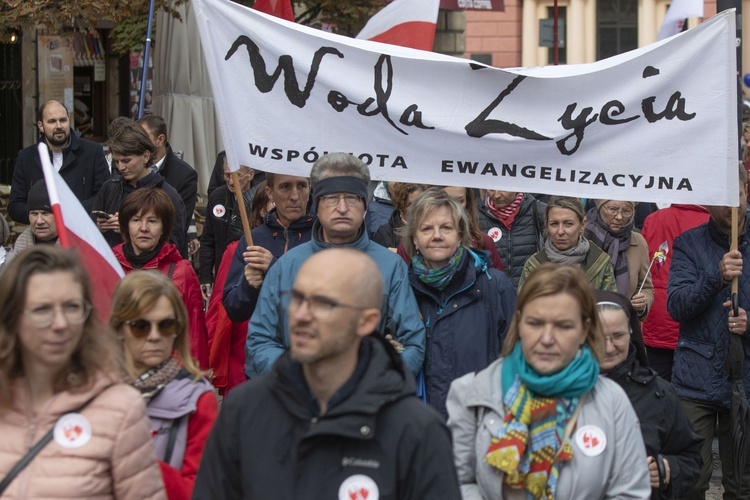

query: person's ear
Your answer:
[37,121,43,134]
[356,308,381,338]
[265,184,274,203]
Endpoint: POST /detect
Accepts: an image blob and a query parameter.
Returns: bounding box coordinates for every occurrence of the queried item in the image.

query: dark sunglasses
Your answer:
[127,318,180,338]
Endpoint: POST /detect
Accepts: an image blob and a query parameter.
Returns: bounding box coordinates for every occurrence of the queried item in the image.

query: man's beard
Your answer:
[46,129,70,148]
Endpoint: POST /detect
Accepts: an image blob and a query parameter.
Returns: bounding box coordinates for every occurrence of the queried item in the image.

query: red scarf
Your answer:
[486,193,525,229]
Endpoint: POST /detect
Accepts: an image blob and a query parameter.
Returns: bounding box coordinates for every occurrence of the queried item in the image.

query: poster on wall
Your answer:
[129,47,154,118]
[38,35,75,124]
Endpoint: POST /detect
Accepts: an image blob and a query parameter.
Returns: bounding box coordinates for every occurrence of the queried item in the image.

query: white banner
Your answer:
[194,0,739,206]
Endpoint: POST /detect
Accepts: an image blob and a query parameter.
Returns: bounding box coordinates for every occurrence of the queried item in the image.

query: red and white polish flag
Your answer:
[38,143,124,322]
[356,0,440,51]
[253,0,295,22]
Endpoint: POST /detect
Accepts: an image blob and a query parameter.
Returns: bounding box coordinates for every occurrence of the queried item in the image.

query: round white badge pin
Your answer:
[213,204,226,218]
[488,227,502,242]
[53,412,92,449]
[575,424,607,457]
[338,474,379,500]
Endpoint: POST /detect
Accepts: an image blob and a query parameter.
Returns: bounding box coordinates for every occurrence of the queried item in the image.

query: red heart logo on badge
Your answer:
[64,424,83,441]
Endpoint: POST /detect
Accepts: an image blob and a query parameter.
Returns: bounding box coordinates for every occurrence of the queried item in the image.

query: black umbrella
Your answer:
[728,207,750,496]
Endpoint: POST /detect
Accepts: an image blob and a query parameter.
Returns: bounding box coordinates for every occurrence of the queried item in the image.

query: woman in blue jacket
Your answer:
[402,188,516,419]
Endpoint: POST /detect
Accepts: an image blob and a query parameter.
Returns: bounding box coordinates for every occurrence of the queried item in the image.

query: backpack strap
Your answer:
[0,394,99,495]
[168,261,176,279]
[163,414,187,466]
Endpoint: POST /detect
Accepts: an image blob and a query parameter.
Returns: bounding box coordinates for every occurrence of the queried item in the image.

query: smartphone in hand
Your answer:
[91,210,111,219]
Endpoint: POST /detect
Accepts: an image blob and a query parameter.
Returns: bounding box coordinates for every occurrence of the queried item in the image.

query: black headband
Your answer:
[313,176,368,208]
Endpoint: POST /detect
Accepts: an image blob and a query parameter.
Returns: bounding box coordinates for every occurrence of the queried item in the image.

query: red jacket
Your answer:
[114,242,209,368]
[205,241,248,394]
[157,392,218,500]
[641,205,709,349]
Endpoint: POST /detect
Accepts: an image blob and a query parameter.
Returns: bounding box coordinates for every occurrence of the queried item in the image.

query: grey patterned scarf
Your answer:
[544,236,590,266]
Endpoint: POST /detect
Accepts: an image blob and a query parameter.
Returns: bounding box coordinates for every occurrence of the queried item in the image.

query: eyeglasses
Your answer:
[601,205,634,218]
[126,318,181,338]
[604,332,630,344]
[319,194,362,208]
[23,301,91,328]
[281,290,366,318]
[223,170,252,181]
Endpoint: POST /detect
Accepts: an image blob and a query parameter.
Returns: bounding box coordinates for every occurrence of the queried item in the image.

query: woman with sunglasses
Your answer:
[585,199,653,320]
[112,187,208,368]
[596,290,702,499]
[0,246,165,498]
[110,270,218,500]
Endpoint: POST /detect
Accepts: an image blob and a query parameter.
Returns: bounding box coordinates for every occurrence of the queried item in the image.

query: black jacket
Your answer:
[9,135,110,224]
[372,209,403,249]
[193,335,460,499]
[477,194,545,288]
[607,346,703,499]
[92,171,188,257]
[222,210,315,322]
[198,185,254,284]
[157,144,198,234]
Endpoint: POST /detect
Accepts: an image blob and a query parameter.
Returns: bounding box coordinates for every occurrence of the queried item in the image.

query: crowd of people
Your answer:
[0,99,748,499]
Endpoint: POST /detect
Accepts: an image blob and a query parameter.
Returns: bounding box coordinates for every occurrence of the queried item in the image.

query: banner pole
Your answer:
[232,171,254,246]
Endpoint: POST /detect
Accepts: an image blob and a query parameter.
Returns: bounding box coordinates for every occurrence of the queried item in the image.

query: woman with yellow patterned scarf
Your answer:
[447,263,651,499]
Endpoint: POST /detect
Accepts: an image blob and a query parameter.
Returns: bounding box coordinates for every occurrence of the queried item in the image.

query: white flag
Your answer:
[657,0,704,40]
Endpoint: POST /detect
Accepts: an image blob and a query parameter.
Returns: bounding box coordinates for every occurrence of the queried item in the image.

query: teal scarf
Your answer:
[502,342,599,398]
[412,247,464,291]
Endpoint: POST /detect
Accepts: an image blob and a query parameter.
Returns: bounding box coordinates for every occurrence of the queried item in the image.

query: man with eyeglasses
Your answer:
[194,248,459,498]
[198,159,256,299]
[245,153,425,379]
[668,163,750,498]
[4,180,60,269]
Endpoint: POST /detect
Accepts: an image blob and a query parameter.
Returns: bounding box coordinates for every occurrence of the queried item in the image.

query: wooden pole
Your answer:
[231,170,254,246]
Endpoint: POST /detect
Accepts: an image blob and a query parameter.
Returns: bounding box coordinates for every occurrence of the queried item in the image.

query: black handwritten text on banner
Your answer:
[194,0,738,206]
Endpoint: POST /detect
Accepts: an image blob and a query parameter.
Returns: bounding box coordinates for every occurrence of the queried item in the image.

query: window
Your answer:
[596,0,637,60]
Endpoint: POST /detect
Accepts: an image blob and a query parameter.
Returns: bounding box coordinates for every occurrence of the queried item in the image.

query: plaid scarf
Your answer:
[485,377,578,500]
[584,207,633,295]
[130,357,181,401]
[486,193,525,229]
[412,247,465,291]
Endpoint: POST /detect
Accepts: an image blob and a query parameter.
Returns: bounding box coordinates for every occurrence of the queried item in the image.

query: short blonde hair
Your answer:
[501,263,605,363]
[109,271,202,380]
[400,188,472,259]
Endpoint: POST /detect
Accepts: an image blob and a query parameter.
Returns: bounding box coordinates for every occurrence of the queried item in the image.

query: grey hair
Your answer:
[310,153,370,186]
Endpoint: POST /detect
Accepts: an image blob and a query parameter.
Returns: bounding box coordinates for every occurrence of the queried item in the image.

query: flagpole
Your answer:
[37,143,71,247]
[137,0,156,119]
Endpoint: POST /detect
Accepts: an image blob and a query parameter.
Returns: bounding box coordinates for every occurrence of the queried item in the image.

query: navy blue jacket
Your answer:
[477,194,545,289]
[222,210,315,322]
[668,218,750,407]
[409,250,516,419]
[92,171,188,258]
[9,135,110,224]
